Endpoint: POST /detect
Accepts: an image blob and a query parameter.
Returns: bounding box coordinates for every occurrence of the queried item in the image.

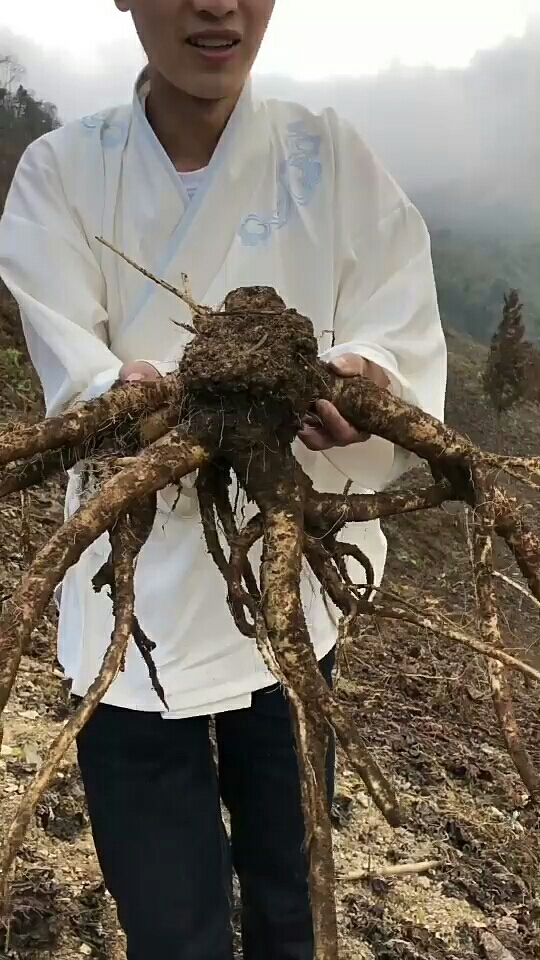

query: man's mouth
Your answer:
[186,33,241,51]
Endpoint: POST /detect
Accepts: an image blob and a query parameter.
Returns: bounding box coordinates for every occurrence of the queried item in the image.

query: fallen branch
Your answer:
[493,570,540,609]
[338,859,441,883]
[367,601,540,686]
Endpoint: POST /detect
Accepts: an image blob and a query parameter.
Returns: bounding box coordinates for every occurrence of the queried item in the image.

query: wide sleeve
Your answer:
[0,135,122,416]
[321,115,447,488]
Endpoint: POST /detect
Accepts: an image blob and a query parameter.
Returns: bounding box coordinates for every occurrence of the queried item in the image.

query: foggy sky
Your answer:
[1,20,538,226]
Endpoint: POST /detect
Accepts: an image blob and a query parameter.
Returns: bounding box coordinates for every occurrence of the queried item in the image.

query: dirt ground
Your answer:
[0,314,538,960]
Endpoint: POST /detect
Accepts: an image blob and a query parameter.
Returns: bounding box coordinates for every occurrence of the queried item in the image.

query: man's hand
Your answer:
[299,354,390,452]
[119,360,161,383]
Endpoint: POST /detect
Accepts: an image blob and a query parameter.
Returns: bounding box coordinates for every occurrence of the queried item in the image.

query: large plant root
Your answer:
[1,276,538,952]
[0,511,142,904]
[0,430,210,715]
[290,695,338,960]
[0,376,181,468]
[255,623,339,960]
[323,373,540,488]
[469,467,540,800]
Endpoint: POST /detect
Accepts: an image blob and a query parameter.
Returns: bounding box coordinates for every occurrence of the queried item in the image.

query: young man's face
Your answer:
[115,0,275,100]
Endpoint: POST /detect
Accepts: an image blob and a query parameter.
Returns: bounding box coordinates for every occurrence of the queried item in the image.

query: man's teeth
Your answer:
[190,39,236,48]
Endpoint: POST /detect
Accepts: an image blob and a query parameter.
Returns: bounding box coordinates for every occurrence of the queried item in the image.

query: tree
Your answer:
[483,289,531,427]
[0,55,24,94]
[0,55,60,263]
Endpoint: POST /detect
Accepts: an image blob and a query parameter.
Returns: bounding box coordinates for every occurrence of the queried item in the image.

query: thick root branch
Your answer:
[305,481,453,535]
[235,448,401,828]
[0,429,210,717]
[0,376,181,468]
[493,490,540,601]
[322,369,540,485]
[0,448,82,499]
[290,696,339,959]
[93,497,168,707]
[470,468,540,801]
[255,626,338,959]
[0,514,140,905]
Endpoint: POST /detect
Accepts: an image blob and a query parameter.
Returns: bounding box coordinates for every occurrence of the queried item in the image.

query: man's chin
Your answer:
[176,73,246,104]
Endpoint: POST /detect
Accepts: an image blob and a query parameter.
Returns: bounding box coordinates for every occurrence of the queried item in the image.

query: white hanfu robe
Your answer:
[0,69,447,718]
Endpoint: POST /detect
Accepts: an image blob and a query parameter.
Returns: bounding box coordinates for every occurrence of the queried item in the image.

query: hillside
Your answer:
[429,229,540,345]
[0,303,538,960]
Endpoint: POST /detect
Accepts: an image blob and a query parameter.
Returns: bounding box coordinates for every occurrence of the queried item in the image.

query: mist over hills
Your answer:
[255,24,539,243]
[1,20,539,339]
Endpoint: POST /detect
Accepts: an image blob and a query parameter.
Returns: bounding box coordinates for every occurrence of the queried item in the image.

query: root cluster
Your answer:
[0,269,538,959]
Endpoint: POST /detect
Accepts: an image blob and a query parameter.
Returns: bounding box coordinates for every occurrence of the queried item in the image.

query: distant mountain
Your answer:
[411,148,540,344]
[414,161,539,243]
[428,228,540,344]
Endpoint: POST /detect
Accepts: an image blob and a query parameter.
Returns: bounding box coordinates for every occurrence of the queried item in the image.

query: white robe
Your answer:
[0,70,447,717]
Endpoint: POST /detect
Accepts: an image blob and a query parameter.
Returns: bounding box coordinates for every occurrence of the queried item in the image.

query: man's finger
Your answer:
[329,355,366,378]
[119,360,161,382]
[329,354,390,390]
[315,400,368,444]
[298,426,335,451]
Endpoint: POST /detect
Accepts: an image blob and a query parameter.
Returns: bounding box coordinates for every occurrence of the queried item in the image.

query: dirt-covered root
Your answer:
[196,464,255,636]
[305,481,453,535]
[208,463,260,602]
[0,447,83,499]
[305,533,540,685]
[0,428,211,718]
[197,465,231,584]
[304,537,358,618]
[228,514,264,635]
[493,489,540,601]
[92,495,168,708]
[289,694,338,960]
[0,514,140,907]
[0,374,182,468]
[254,623,339,960]
[234,447,401,827]
[331,541,374,594]
[321,366,540,485]
[305,476,539,609]
[197,463,261,637]
[470,467,540,801]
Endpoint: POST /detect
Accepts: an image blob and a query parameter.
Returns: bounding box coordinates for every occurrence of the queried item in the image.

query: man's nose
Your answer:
[191,0,239,17]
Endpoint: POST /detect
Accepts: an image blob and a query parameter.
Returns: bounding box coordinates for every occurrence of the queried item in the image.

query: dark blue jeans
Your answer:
[76,651,335,960]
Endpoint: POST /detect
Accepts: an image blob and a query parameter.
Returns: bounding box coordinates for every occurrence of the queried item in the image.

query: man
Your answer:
[0,1,447,958]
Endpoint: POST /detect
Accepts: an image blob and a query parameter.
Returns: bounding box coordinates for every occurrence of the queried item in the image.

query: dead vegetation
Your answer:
[0,263,539,959]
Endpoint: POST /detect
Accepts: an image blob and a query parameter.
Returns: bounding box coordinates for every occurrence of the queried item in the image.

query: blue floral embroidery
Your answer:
[239,121,322,247]
[80,111,128,149]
